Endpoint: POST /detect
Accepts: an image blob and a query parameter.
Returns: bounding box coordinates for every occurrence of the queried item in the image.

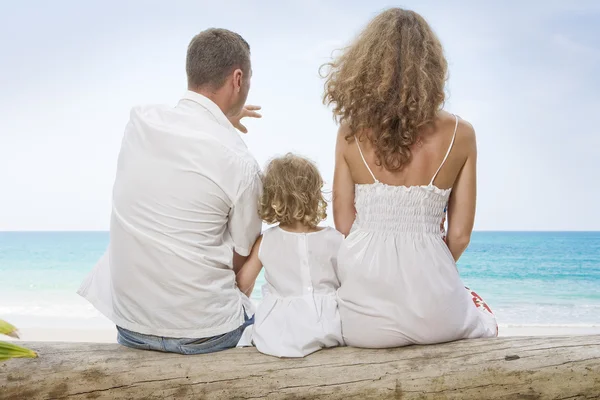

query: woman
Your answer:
[323,8,498,348]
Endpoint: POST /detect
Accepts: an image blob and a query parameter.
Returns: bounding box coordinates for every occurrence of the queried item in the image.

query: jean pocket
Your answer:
[179,334,224,346]
[178,330,241,355]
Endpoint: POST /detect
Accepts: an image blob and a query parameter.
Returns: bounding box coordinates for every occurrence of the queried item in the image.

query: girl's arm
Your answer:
[235,236,263,297]
[447,123,477,262]
[333,125,356,236]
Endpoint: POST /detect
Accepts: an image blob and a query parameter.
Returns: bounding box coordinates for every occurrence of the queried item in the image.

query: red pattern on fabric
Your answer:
[465,287,494,315]
[465,286,498,337]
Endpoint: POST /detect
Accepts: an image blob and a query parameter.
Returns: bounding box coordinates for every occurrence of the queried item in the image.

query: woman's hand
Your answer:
[229,105,262,133]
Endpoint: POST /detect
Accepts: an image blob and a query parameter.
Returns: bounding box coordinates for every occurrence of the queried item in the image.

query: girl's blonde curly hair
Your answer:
[259,154,327,228]
[322,8,448,171]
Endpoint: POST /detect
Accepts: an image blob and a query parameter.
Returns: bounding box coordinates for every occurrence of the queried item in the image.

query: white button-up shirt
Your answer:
[78,91,262,338]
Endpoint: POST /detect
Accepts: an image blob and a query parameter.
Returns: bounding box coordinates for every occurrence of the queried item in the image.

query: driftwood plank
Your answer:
[1,335,600,399]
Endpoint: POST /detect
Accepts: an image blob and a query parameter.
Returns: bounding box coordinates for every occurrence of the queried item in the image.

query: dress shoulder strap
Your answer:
[430,114,459,186]
[356,139,378,183]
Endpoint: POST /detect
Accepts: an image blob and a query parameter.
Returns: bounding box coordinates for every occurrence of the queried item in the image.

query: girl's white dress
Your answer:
[252,226,345,357]
[337,115,498,348]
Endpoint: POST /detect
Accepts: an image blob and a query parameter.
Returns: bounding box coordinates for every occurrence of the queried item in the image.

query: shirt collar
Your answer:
[180,90,233,129]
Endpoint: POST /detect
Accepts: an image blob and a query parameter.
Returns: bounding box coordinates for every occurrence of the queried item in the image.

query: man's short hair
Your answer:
[186,28,251,90]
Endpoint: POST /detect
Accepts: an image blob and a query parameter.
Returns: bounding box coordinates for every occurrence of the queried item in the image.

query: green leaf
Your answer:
[0,340,37,360]
[0,319,19,338]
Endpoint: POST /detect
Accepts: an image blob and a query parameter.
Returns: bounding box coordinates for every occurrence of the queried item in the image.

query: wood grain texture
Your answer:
[1,335,600,399]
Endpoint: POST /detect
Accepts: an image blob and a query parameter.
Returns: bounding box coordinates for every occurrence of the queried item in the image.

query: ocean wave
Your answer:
[3,290,600,326]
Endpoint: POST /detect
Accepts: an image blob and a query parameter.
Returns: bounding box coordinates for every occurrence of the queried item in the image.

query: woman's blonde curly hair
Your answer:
[259,154,327,228]
[322,8,448,171]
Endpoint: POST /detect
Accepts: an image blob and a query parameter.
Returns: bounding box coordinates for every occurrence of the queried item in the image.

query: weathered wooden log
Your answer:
[1,335,599,399]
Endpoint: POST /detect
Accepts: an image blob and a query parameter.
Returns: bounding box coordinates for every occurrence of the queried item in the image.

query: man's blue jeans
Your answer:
[116,313,254,355]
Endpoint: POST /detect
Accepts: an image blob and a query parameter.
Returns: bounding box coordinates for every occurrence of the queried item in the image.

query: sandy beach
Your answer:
[500,325,600,337]
[7,325,600,344]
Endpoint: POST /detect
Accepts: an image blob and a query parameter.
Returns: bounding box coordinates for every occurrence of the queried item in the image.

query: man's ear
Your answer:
[233,69,243,93]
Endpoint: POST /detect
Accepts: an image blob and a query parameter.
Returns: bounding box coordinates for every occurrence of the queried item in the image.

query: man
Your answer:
[78,28,263,354]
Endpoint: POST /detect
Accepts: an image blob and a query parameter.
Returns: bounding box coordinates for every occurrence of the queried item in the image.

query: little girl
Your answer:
[236,153,345,357]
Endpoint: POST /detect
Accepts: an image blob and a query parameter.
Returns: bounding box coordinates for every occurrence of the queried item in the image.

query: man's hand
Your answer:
[229,105,262,133]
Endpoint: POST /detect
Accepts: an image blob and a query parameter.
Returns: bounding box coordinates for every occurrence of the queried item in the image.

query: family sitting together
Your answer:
[78,8,498,358]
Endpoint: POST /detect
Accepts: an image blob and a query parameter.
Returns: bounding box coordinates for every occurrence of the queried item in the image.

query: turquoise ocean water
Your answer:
[1,231,599,329]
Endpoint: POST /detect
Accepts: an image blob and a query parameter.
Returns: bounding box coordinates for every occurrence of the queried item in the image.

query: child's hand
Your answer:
[229,105,262,133]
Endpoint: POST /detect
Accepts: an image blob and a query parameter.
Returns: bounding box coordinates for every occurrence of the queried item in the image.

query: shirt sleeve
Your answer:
[228,173,263,257]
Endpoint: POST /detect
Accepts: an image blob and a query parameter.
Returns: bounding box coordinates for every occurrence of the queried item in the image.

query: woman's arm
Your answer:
[235,236,263,297]
[446,123,477,262]
[333,126,356,236]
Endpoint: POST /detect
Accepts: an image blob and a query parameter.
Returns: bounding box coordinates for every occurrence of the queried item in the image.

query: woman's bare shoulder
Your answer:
[437,111,476,150]
[336,122,357,157]
[337,122,354,140]
[455,116,476,153]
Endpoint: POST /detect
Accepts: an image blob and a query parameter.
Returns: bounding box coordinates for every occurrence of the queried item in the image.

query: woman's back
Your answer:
[345,112,462,236]
[344,111,469,190]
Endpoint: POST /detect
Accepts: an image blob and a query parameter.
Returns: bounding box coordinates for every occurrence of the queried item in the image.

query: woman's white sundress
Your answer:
[252,226,345,357]
[337,115,498,348]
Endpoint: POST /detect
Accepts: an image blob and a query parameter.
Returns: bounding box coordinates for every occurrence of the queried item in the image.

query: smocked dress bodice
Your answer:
[353,183,450,235]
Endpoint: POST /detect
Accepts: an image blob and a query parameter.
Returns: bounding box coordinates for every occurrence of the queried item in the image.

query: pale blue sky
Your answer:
[1,1,599,231]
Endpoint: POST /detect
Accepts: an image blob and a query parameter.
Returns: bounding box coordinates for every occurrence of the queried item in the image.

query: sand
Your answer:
[7,325,600,344]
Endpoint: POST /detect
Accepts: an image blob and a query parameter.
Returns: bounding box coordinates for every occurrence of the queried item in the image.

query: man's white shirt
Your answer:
[78,91,262,338]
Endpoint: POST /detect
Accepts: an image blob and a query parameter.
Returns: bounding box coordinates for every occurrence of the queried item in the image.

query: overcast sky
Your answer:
[1,0,599,231]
